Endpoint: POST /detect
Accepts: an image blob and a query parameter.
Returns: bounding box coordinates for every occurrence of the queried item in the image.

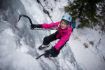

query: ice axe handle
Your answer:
[36,53,45,59]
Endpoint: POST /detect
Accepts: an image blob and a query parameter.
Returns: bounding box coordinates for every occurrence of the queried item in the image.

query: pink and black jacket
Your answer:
[41,21,73,51]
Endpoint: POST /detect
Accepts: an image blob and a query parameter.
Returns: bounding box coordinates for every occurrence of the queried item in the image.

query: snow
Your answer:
[0,21,42,70]
[20,0,45,24]
[0,0,105,70]
[16,38,29,53]
[70,28,105,70]
[0,51,42,70]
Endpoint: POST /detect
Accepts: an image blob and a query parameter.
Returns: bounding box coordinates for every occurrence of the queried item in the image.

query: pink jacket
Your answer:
[42,21,72,51]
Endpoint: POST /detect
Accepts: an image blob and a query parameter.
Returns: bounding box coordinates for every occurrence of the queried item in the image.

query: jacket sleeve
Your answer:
[54,28,72,51]
[41,21,60,29]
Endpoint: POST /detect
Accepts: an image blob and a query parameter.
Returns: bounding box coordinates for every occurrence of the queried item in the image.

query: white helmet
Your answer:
[62,13,72,23]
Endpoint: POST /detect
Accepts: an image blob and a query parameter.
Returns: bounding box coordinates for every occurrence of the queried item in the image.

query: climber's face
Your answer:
[60,20,68,29]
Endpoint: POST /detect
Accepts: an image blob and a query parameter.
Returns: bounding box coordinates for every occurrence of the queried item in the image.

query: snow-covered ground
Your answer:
[70,28,105,70]
[0,0,105,70]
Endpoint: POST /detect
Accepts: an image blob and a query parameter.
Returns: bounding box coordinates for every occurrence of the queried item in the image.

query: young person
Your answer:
[31,13,74,57]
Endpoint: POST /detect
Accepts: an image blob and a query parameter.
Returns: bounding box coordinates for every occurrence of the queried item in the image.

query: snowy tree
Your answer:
[65,0,105,30]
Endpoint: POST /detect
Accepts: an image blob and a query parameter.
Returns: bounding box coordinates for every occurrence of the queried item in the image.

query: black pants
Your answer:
[43,31,68,57]
[43,31,67,50]
[43,31,58,45]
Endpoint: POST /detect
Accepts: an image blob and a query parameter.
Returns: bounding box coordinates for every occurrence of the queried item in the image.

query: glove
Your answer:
[31,24,42,29]
[44,47,59,57]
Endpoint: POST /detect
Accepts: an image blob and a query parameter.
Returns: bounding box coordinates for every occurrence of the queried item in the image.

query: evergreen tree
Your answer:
[65,0,104,29]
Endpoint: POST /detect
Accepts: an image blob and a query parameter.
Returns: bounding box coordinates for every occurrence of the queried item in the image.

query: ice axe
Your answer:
[36,53,45,59]
[18,14,55,30]
[18,14,33,25]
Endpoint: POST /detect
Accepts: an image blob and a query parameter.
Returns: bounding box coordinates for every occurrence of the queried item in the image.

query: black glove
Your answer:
[44,47,59,57]
[31,24,42,29]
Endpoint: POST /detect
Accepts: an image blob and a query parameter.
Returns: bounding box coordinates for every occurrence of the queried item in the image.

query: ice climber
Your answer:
[31,13,75,57]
